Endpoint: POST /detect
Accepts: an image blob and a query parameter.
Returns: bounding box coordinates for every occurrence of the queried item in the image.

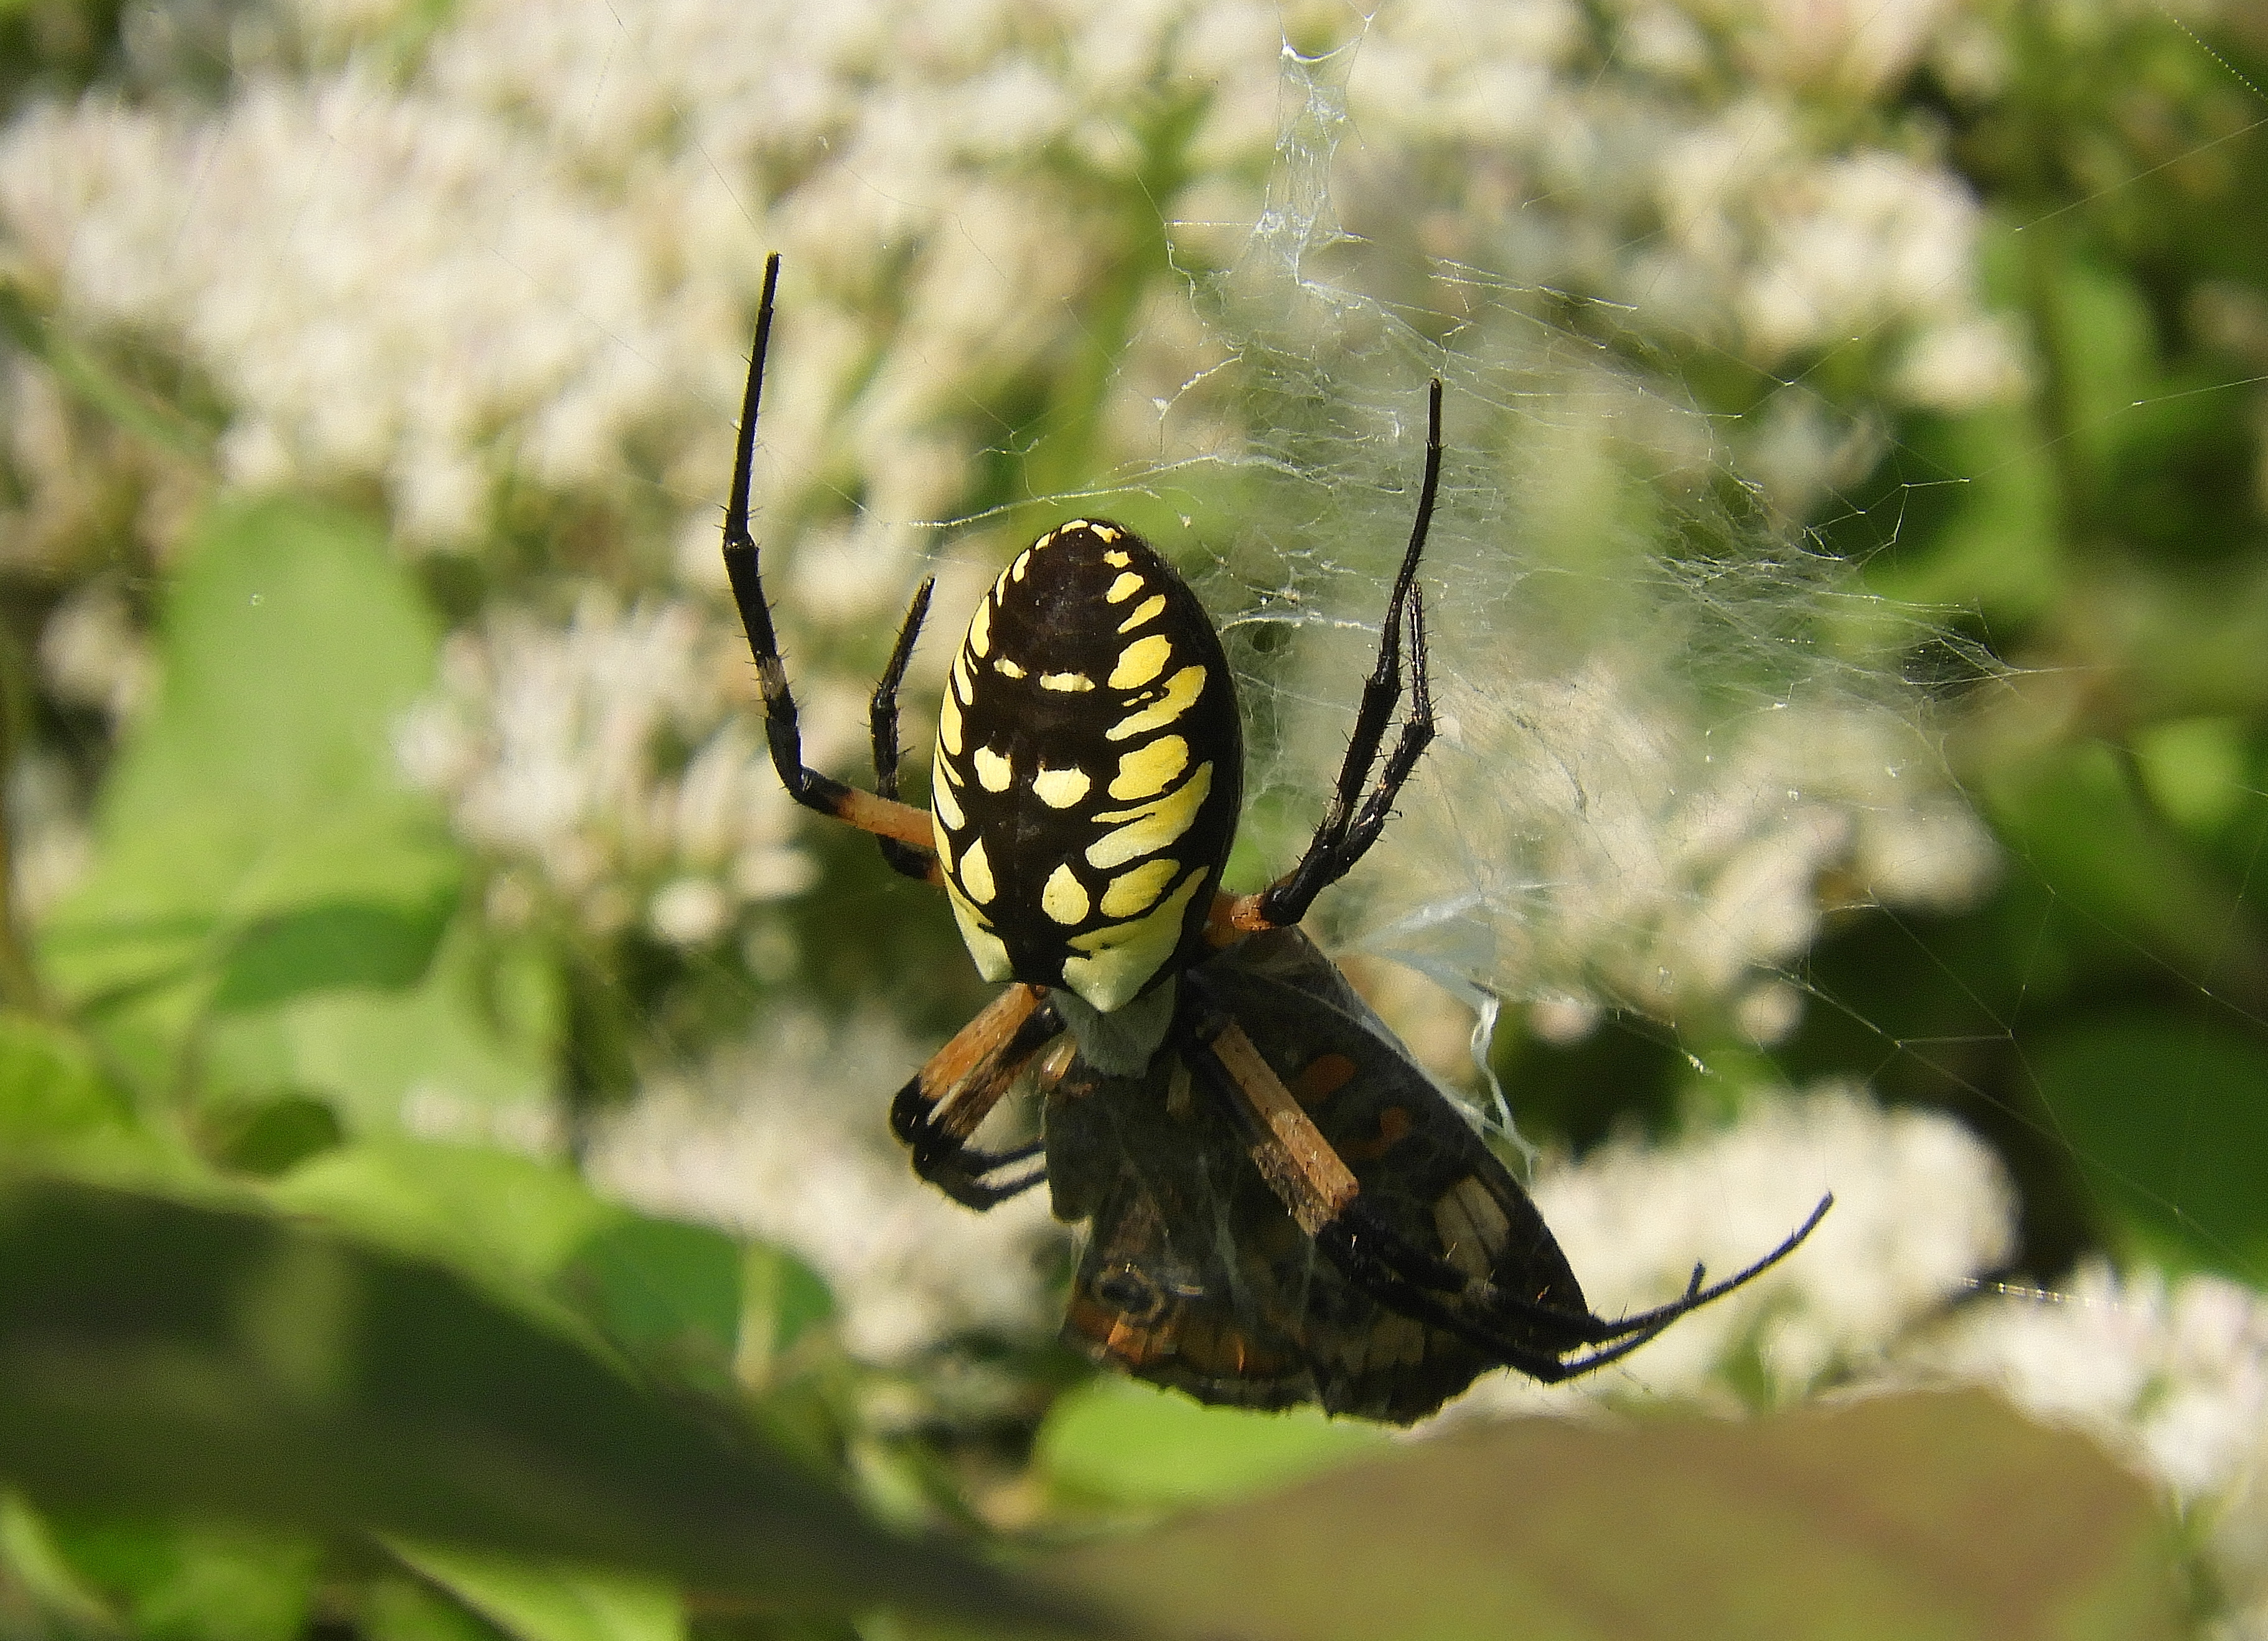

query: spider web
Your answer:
[4,0,2268,1568]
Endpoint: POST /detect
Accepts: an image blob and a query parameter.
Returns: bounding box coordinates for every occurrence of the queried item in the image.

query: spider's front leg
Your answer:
[888,982,1062,1208]
[721,252,937,863]
[1212,379,1445,939]
[869,577,944,883]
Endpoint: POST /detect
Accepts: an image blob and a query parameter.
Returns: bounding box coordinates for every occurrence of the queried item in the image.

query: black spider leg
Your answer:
[718,252,937,858]
[871,576,938,881]
[1312,1192,1834,1383]
[1178,984,1830,1382]
[1257,377,1445,928]
[889,991,1062,1210]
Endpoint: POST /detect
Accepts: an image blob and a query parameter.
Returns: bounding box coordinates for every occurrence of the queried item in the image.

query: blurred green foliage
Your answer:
[1,0,2262,1635]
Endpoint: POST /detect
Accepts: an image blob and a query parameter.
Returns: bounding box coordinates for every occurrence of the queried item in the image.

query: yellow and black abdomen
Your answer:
[932,519,1242,1013]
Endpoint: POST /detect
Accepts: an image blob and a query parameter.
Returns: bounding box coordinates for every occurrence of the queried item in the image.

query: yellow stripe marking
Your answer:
[967,596,992,657]
[951,651,974,704]
[932,768,965,830]
[958,837,996,904]
[996,657,1026,679]
[1106,664,1206,742]
[1012,550,1031,581]
[973,745,1013,792]
[1116,594,1166,634]
[937,692,965,755]
[1042,863,1090,925]
[1106,572,1145,604]
[1041,672,1095,692]
[1108,734,1188,800]
[1087,763,1212,870]
[1109,634,1172,690]
[1103,550,1130,567]
[1061,868,1208,1012]
[1092,524,1121,543]
[1033,766,1092,808]
[944,881,1013,980]
[1100,858,1178,918]
[1061,518,1091,533]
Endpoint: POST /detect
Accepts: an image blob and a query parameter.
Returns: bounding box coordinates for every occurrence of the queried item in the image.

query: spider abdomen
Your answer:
[932,519,1242,1013]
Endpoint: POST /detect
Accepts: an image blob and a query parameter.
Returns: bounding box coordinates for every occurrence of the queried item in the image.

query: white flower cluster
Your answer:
[0,0,2028,563]
[0,77,715,547]
[396,591,824,943]
[1345,0,2029,423]
[0,0,2026,1005]
[1367,654,1997,1045]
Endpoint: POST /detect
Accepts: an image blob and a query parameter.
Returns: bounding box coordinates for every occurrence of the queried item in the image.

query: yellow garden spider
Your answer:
[724,254,1829,1422]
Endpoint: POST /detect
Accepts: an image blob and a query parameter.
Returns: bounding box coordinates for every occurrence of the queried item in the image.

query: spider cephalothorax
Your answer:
[723,253,1827,1422]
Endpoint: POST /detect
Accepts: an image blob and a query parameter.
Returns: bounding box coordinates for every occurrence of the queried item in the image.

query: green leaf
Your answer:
[2029,1013,2268,1278]
[200,916,558,1137]
[0,1173,1105,1635]
[42,496,460,1041]
[0,1012,182,1180]
[212,902,454,1012]
[389,1541,683,1641]
[737,1241,835,1375]
[561,1217,743,1389]
[1860,403,2064,623]
[359,1574,516,1641]
[0,1012,133,1144]
[198,1091,349,1178]
[2133,717,2250,835]
[35,1515,320,1641]
[265,1139,620,1297]
[1982,740,2266,985]
[0,1491,118,1630]
[1036,1378,1384,1510]
[1040,1391,2180,1641]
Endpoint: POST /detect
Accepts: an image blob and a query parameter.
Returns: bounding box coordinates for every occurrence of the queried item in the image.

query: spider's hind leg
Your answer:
[1185,995,1829,1383]
[889,982,1062,1209]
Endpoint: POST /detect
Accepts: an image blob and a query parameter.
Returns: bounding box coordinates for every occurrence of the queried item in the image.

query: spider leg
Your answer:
[1213,379,1445,939]
[1306,1215,1702,1383]
[889,982,1061,1209]
[871,578,942,883]
[1184,1000,1829,1383]
[721,253,936,858]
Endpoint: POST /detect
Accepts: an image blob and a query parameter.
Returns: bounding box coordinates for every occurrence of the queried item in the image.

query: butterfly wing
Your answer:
[1044,926,1583,1423]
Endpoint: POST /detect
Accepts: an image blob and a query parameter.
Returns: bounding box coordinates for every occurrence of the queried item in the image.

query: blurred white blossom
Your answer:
[396,591,823,938]
[37,583,156,725]
[0,0,2023,1018]
[1380,657,1997,1040]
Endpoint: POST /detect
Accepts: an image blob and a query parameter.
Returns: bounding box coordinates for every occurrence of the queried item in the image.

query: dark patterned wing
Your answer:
[1043,926,1585,1424]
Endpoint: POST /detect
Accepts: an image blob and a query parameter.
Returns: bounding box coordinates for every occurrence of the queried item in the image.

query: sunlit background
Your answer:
[1,0,2264,1635]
